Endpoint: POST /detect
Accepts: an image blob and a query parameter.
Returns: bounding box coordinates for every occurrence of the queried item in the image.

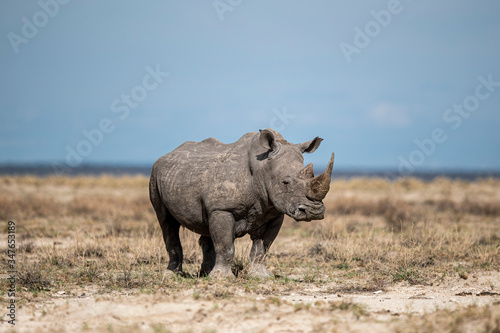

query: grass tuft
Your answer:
[18,261,51,291]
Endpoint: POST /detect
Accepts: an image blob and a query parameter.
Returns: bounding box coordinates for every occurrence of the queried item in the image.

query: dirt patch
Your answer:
[283,271,500,316]
[7,272,499,333]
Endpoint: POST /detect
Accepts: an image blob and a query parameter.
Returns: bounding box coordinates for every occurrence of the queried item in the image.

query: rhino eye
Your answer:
[282,177,292,186]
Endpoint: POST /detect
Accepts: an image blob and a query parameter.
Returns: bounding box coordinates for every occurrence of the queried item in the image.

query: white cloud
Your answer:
[368,103,411,127]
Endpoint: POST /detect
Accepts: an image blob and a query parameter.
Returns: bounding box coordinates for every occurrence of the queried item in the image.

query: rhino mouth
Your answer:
[291,202,325,222]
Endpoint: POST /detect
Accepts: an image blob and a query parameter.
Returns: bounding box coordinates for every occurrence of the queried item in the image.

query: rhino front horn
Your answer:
[306,152,335,201]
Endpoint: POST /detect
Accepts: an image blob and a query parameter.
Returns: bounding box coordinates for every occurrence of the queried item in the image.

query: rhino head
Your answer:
[254,129,334,222]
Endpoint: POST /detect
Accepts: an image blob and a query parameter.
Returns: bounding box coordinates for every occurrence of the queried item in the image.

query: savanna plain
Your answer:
[1,175,499,332]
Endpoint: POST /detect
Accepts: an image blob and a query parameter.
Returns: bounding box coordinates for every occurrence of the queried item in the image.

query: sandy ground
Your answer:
[8,271,499,333]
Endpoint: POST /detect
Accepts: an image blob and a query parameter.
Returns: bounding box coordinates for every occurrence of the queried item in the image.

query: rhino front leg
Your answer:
[209,211,235,278]
[198,235,216,276]
[249,215,284,278]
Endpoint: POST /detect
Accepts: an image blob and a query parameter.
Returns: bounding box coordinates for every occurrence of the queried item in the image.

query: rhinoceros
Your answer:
[149,129,334,278]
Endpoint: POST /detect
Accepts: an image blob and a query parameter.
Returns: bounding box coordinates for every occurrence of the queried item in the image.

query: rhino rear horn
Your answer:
[306,153,334,201]
[300,163,315,178]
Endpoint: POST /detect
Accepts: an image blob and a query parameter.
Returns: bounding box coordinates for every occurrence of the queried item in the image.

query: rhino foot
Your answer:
[248,264,273,278]
[163,270,177,279]
[163,269,186,278]
[209,265,234,279]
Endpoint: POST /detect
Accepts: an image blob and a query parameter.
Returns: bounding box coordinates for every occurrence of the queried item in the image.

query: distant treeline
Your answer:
[0,164,499,181]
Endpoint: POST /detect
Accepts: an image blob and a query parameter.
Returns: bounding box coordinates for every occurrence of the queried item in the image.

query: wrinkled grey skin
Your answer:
[149,129,334,278]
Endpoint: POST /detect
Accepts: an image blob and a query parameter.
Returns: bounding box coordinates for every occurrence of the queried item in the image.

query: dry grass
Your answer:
[0,175,499,331]
[17,261,51,291]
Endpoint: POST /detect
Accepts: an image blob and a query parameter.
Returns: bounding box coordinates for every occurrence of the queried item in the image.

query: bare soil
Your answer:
[12,272,500,333]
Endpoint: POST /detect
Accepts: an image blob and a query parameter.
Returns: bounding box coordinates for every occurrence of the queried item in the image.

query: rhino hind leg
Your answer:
[154,204,184,274]
[198,236,216,276]
[150,175,184,275]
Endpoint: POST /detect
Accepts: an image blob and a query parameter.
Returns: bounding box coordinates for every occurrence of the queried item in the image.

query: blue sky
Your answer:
[1,1,499,173]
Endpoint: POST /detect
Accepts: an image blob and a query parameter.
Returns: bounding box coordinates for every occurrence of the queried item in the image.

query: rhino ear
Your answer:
[297,137,323,154]
[259,129,280,153]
